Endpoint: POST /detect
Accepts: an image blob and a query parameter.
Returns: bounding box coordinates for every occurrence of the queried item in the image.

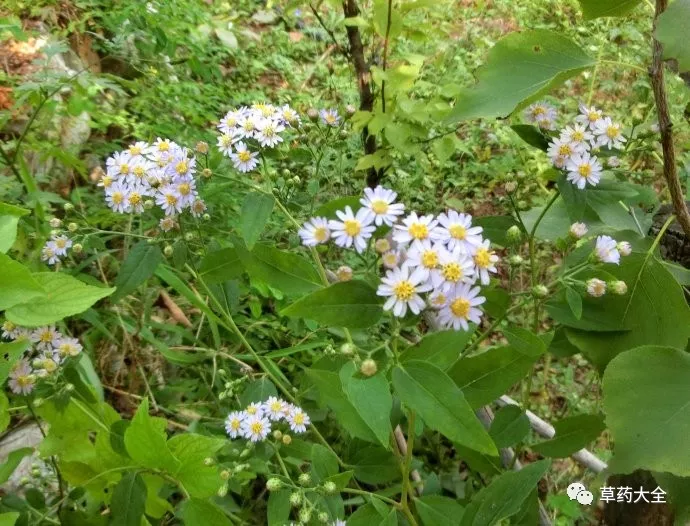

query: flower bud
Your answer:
[64,383,75,392]
[322,481,337,495]
[569,222,588,239]
[345,104,356,116]
[607,156,621,168]
[375,238,391,253]
[291,176,301,185]
[610,280,628,295]
[220,470,231,480]
[506,225,522,244]
[217,483,228,497]
[504,181,517,193]
[340,343,356,356]
[147,176,160,186]
[307,108,319,121]
[318,512,329,523]
[49,218,62,228]
[67,222,78,233]
[63,203,74,212]
[282,434,292,445]
[144,199,154,210]
[508,254,523,266]
[195,141,209,154]
[336,265,353,282]
[360,359,377,377]
[272,430,283,440]
[266,478,282,491]
[586,278,607,297]
[203,457,214,466]
[289,492,302,507]
[299,508,311,524]
[617,241,632,256]
[202,168,212,179]
[184,232,194,241]
[33,397,44,407]
[281,168,291,177]
[298,473,312,486]
[163,245,174,257]
[532,285,549,298]
[202,213,211,221]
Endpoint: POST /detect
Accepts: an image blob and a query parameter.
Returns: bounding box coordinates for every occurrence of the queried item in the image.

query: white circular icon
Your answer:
[577,490,594,505]
[567,482,586,500]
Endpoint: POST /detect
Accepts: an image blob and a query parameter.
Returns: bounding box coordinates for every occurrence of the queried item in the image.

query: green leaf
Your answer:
[400,328,475,370]
[522,198,572,241]
[6,273,114,327]
[489,405,530,448]
[448,346,542,409]
[445,30,594,123]
[267,489,292,526]
[603,346,690,476]
[240,192,274,249]
[239,378,278,406]
[0,253,45,310]
[655,0,690,73]
[110,472,147,526]
[124,398,180,473]
[168,433,225,498]
[460,460,551,526]
[281,280,382,329]
[199,247,243,284]
[348,504,389,526]
[578,0,643,19]
[350,446,401,484]
[0,339,30,384]
[565,287,583,320]
[112,242,163,302]
[510,125,550,151]
[0,393,8,433]
[311,443,339,483]
[392,361,497,455]
[0,513,19,526]
[340,363,392,449]
[473,216,519,247]
[236,243,322,297]
[313,196,361,219]
[178,498,232,526]
[502,327,546,357]
[481,287,510,319]
[0,217,19,254]
[416,496,465,526]
[0,447,33,484]
[531,414,605,458]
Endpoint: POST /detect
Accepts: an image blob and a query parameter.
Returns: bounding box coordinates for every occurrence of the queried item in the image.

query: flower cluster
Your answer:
[594,234,631,265]
[224,396,311,442]
[41,233,74,266]
[2,321,83,395]
[543,103,626,190]
[100,139,207,225]
[216,103,300,173]
[299,186,500,331]
[524,101,558,130]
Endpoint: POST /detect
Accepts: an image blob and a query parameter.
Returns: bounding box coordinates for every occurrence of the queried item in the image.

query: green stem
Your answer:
[400,410,418,526]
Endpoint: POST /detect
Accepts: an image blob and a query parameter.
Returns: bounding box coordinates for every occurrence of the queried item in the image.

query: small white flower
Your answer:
[127,141,149,158]
[565,153,603,189]
[156,185,183,216]
[286,406,311,433]
[245,402,265,418]
[2,320,20,340]
[404,239,444,280]
[298,217,331,246]
[569,222,588,239]
[255,118,285,148]
[559,124,593,151]
[263,396,288,421]
[230,142,259,173]
[377,265,431,317]
[55,337,82,358]
[575,103,604,130]
[593,117,626,150]
[471,239,499,285]
[430,247,476,292]
[427,290,448,309]
[217,134,234,156]
[329,206,376,253]
[524,102,557,130]
[159,217,177,232]
[547,138,579,165]
[360,186,405,226]
[617,241,632,256]
[332,520,346,526]
[279,105,300,126]
[106,151,133,178]
[126,183,148,213]
[237,115,259,139]
[393,212,440,245]
[32,325,61,351]
[105,181,129,213]
[225,411,245,439]
[437,283,485,331]
[190,199,207,218]
[241,414,271,442]
[437,210,483,252]
[320,109,340,127]
[41,243,61,265]
[382,250,402,269]
[8,359,35,395]
[586,278,607,297]
[218,110,242,135]
[595,235,620,265]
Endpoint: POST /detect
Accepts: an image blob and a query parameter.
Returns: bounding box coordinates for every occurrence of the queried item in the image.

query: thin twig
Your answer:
[309,4,347,56]
[380,0,393,113]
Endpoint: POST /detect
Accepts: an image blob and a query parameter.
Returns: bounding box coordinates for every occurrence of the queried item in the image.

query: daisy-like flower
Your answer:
[8,359,35,395]
[241,414,271,442]
[336,266,353,281]
[41,243,60,265]
[217,134,234,156]
[575,104,604,130]
[569,222,588,239]
[298,217,331,246]
[286,406,311,433]
[437,283,485,331]
[427,290,448,309]
[404,239,443,280]
[230,142,259,173]
[190,199,207,217]
[524,102,557,129]
[329,206,376,253]
[393,212,440,245]
[559,124,593,151]
[382,250,402,269]
[360,186,405,226]
[279,105,300,126]
[617,241,632,256]
[55,337,82,358]
[36,352,59,375]
[127,141,149,158]
[2,320,19,340]
[547,138,579,166]
[33,325,61,351]
[255,119,285,148]
[245,402,264,418]
[105,181,129,213]
[594,235,620,265]
[225,411,245,439]
[472,240,499,285]
[126,183,148,213]
[320,109,340,127]
[174,178,197,208]
[252,102,277,119]
[151,137,173,154]
[377,266,431,317]
[263,396,287,422]
[565,153,603,189]
[436,210,483,252]
[127,159,155,186]
[593,117,626,150]
[155,185,183,216]
[50,235,72,256]
[237,115,259,139]
[106,151,133,179]
[218,110,242,135]
[430,247,476,292]
[586,278,607,297]
[97,173,113,189]
[159,217,177,232]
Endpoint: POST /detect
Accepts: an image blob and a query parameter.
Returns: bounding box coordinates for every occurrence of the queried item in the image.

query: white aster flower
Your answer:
[33,325,61,351]
[393,212,440,245]
[472,239,499,285]
[155,185,183,216]
[55,337,82,358]
[430,247,476,292]
[2,320,20,340]
[126,183,148,213]
[436,210,483,252]
[595,235,620,264]
[382,250,402,269]
[427,290,448,309]
[279,105,300,126]
[159,217,177,232]
[152,137,174,154]
[565,153,602,189]
[245,402,265,418]
[524,102,557,130]
[218,110,242,135]
[329,206,376,253]
[127,141,149,158]
[593,117,626,150]
[377,265,431,317]
[569,222,588,239]
[127,159,155,186]
[256,118,285,148]
[237,115,259,139]
[404,239,443,280]
[174,178,197,208]
[319,109,340,127]
[547,138,579,166]
[241,414,271,442]
[41,243,60,265]
[190,199,207,217]
[360,186,405,226]
[586,278,607,297]
[263,397,288,421]
[225,411,245,439]
[437,283,485,331]
[230,142,259,173]
[106,151,133,179]
[559,124,593,151]
[286,406,311,433]
[298,217,331,246]
[8,359,35,395]
[105,181,129,213]
[51,234,72,255]
[217,134,234,156]
[575,104,605,130]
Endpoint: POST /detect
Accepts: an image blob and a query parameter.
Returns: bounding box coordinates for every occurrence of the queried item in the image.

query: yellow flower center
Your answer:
[432,293,447,306]
[606,126,619,139]
[220,135,232,146]
[246,406,257,415]
[243,121,255,131]
[230,419,241,430]
[178,183,191,195]
[238,151,252,163]
[383,253,398,266]
[588,111,601,122]
[58,343,73,357]
[112,192,123,204]
[421,250,438,268]
[102,176,113,188]
[578,164,592,178]
[371,199,389,215]
[474,248,492,269]
[263,125,275,137]
[133,166,145,178]
[449,224,467,240]
[129,192,142,205]
[293,413,305,425]
[175,161,188,175]
[3,321,16,331]
[532,106,546,117]
[409,223,428,240]
[250,421,263,434]
[450,298,471,318]
[43,359,57,373]
[441,262,463,282]
[314,227,329,242]
[119,163,130,175]
[44,247,54,257]
[17,375,32,388]
[165,194,178,206]
[39,331,53,342]
[129,145,141,155]
[325,114,336,124]
[55,239,67,249]
[344,220,361,237]
[393,280,415,301]
[270,401,282,412]
[572,130,584,141]
[558,144,572,156]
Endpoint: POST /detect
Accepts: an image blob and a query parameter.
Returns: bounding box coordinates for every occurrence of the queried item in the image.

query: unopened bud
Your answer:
[617,241,632,256]
[318,511,329,523]
[63,203,74,212]
[298,473,311,486]
[506,225,522,244]
[220,470,231,480]
[64,383,75,392]
[202,213,211,221]
[49,218,62,228]
[569,222,588,239]
[505,181,517,193]
[272,430,283,440]
[202,168,212,179]
[340,343,356,356]
[289,492,302,507]
[195,141,209,154]
[610,280,628,295]
[291,176,301,185]
[203,457,214,466]
[184,232,194,241]
[217,483,228,497]
[345,104,356,116]
[163,245,174,257]
[307,108,319,121]
[360,359,377,377]
[375,238,391,253]
[532,285,549,298]
[143,199,154,210]
[298,508,311,523]
[266,478,282,491]
[508,254,523,266]
[67,222,78,233]
[282,434,292,445]
[322,481,337,495]
[336,265,353,282]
